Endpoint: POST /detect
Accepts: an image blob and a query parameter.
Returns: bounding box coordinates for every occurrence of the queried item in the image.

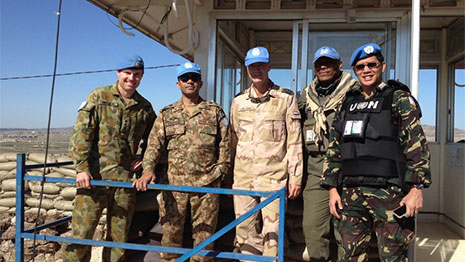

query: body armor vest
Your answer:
[338,81,410,181]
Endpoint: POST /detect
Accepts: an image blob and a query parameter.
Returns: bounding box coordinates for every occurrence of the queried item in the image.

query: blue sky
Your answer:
[1,1,463,131]
[1,0,187,128]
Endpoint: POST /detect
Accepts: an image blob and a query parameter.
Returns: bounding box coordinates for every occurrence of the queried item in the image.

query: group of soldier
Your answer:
[63,42,431,262]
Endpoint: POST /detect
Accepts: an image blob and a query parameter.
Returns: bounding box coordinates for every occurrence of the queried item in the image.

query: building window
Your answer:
[216,41,243,116]
[449,59,465,143]
[419,67,438,142]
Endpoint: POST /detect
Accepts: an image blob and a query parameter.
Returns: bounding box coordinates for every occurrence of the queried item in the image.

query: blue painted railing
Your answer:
[15,153,286,262]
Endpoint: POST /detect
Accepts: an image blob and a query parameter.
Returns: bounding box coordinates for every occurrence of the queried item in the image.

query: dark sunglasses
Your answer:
[179,74,201,82]
[354,62,380,71]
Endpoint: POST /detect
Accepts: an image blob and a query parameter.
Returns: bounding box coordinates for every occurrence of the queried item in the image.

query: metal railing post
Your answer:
[15,153,26,262]
[14,156,286,261]
[278,187,286,262]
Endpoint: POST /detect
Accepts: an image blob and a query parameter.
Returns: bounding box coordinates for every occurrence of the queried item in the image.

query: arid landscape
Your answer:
[1,125,463,157]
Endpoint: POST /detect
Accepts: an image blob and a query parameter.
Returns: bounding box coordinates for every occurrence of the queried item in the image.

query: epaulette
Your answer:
[160,103,177,113]
[386,80,410,93]
[234,90,246,98]
[204,100,221,108]
[280,87,294,95]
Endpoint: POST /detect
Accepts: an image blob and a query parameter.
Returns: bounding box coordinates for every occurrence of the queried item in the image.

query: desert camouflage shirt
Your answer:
[322,81,431,188]
[142,99,230,187]
[230,82,303,191]
[69,82,156,181]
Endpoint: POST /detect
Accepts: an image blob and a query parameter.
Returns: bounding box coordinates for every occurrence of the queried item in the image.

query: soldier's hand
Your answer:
[75,172,93,189]
[400,187,423,218]
[288,184,301,199]
[329,187,343,219]
[133,171,156,191]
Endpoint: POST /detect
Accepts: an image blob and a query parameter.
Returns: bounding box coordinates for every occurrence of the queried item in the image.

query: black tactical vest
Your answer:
[338,81,411,181]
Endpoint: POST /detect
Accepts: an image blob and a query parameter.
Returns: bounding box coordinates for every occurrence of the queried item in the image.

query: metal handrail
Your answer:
[15,153,286,262]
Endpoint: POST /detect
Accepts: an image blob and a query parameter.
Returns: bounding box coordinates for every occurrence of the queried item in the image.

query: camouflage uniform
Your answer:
[64,82,156,262]
[230,82,303,258]
[142,99,230,262]
[299,72,356,261]
[322,82,431,262]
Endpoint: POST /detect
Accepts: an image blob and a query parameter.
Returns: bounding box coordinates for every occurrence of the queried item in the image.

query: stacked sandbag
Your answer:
[0,153,76,216]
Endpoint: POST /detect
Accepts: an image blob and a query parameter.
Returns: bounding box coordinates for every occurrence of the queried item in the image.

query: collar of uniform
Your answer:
[247,80,277,103]
[376,81,387,91]
[112,81,142,106]
[173,97,206,112]
[351,81,386,96]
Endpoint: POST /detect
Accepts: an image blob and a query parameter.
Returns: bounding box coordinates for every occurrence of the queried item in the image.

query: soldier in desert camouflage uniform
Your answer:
[321,43,431,262]
[134,62,230,262]
[230,46,303,259]
[64,55,156,262]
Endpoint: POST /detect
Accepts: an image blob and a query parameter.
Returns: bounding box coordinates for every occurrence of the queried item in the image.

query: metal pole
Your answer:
[410,0,420,98]
[278,187,286,261]
[408,1,420,261]
[15,153,26,262]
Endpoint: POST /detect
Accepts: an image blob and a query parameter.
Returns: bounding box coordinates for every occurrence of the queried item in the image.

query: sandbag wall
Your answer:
[0,153,77,217]
[0,152,309,261]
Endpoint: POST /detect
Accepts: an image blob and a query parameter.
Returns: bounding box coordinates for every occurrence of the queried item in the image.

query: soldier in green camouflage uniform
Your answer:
[64,56,156,262]
[134,62,230,262]
[299,46,356,262]
[321,43,431,262]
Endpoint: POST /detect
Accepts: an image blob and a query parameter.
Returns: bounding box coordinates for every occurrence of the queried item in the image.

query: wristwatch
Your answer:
[412,183,424,190]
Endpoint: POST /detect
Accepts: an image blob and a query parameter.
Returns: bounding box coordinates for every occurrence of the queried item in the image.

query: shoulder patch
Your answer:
[78,101,87,110]
[221,116,229,126]
[280,87,294,95]
[408,96,416,107]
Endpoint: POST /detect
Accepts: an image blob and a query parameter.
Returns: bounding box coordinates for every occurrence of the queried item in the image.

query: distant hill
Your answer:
[421,124,465,143]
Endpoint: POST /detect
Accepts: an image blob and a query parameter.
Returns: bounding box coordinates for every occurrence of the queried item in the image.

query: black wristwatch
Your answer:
[412,183,424,190]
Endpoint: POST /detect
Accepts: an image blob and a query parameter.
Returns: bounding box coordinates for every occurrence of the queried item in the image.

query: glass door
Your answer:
[291,21,397,96]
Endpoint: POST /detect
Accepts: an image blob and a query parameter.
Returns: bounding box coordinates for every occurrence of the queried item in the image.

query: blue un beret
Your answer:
[177,62,201,77]
[245,46,270,66]
[350,43,382,66]
[117,55,144,70]
[313,46,341,63]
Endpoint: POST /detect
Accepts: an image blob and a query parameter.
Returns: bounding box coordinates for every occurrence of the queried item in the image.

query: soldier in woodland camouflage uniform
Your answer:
[299,46,357,262]
[134,62,230,262]
[321,43,431,262]
[64,55,156,262]
[230,46,303,259]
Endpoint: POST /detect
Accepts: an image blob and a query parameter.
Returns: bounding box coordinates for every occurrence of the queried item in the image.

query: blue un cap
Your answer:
[313,46,341,63]
[116,55,144,70]
[245,46,270,66]
[177,62,201,77]
[350,43,382,66]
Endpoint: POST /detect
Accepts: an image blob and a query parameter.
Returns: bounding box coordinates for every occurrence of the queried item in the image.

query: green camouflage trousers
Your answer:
[339,185,415,262]
[159,179,220,262]
[303,174,343,262]
[63,187,136,262]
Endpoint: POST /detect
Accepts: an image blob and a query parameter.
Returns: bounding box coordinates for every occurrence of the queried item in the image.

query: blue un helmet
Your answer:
[313,46,341,63]
[350,43,383,66]
[116,55,144,70]
[176,62,202,77]
[245,46,270,66]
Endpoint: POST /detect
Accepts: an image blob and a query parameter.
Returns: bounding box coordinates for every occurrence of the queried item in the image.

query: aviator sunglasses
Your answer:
[179,74,201,82]
[354,62,380,71]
